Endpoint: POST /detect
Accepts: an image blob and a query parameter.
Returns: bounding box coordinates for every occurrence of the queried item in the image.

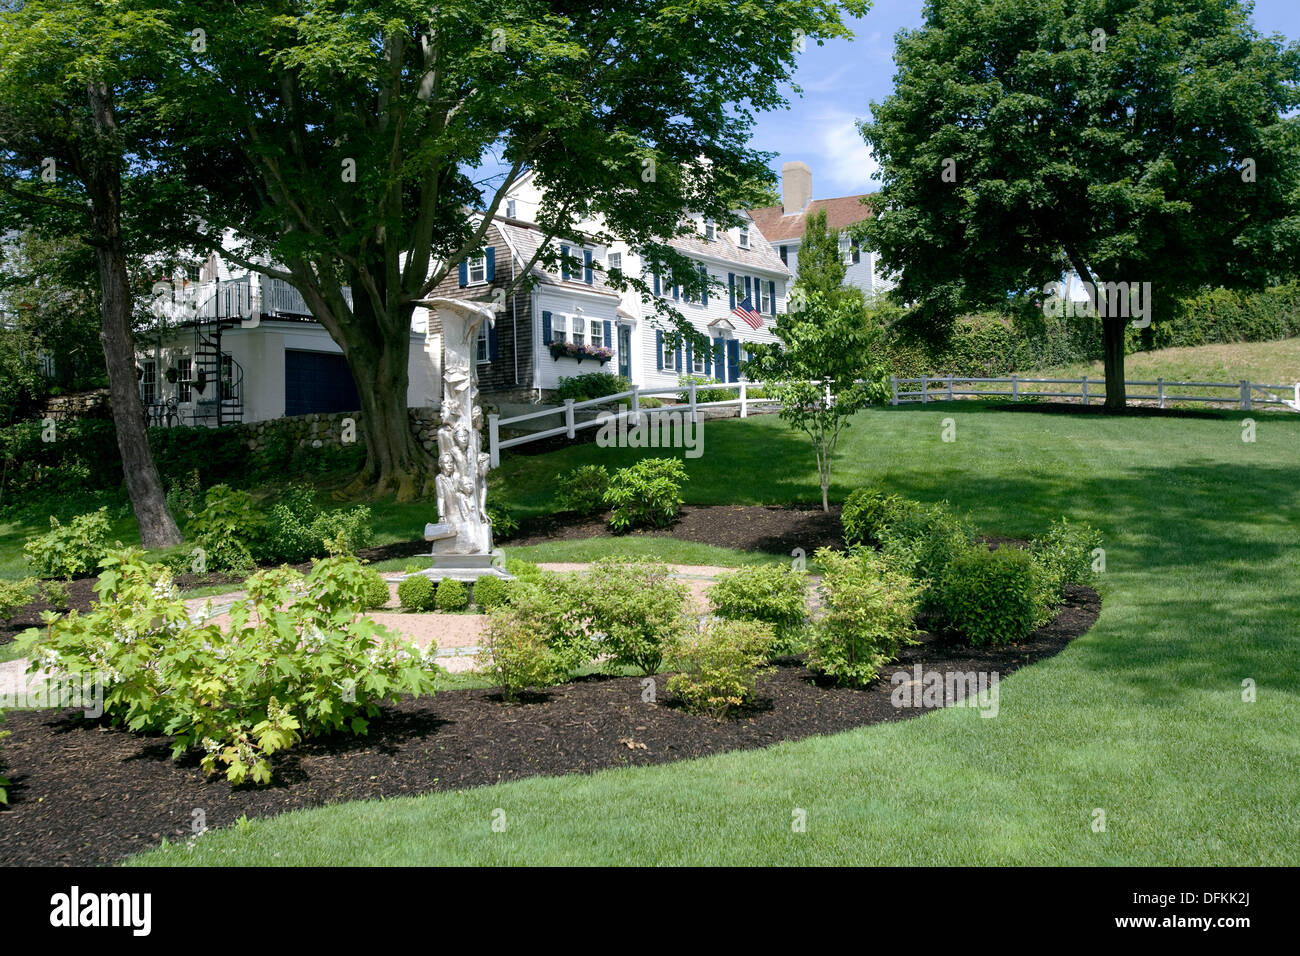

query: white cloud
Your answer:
[817,111,879,194]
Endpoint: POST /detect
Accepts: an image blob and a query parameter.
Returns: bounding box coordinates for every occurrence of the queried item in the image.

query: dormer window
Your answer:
[839,234,851,264]
[704,221,716,241]
[506,199,517,219]
[739,226,750,249]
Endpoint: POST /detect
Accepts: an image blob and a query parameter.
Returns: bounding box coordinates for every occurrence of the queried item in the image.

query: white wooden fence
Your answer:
[891,374,1300,412]
[487,380,807,467]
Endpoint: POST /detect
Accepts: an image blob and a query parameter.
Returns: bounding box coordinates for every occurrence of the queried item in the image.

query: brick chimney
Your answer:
[782,161,812,214]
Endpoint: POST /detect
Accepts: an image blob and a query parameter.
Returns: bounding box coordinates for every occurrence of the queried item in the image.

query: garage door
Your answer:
[284,349,361,417]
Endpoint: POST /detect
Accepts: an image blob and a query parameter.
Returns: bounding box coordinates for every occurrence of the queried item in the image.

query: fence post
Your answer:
[564,398,576,438]
[740,381,748,418]
[825,378,833,409]
[1240,380,1252,411]
[488,413,500,469]
[947,375,954,401]
[689,380,698,424]
[921,374,929,404]
[1012,375,1019,402]
[1081,376,1089,406]
[630,385,641,426]
[1157,377,1165,409]
[891,374,898,406]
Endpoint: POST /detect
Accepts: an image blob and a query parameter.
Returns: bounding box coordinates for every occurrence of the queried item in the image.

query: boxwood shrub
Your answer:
[435,577,468,612]
[938,546,1038,646]
[472,575,509,610]
[361,569,390,609]
[397,574,436,611]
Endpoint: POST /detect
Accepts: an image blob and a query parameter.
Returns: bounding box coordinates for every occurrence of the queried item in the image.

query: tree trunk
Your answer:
[85,79,182,549]
[339,321,435,503]
[1101,316,1127,409]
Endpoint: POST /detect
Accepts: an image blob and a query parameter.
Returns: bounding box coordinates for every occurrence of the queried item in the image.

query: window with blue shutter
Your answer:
[703,341,712,375]
[685,340,693,372]
[675,344,683,372]
[584,250,593,285]
[769,280,776,316]
[542,310,553,345]
[744,276,752,305]
[728,274,736,309]
[561,244,570,280]
[458,261,468,287]
[489,320,499,360]
[713,337,725,380]
[603,320,612,351]
[653,272,661,296]
[485,247,496,282]
[655,330,664,370]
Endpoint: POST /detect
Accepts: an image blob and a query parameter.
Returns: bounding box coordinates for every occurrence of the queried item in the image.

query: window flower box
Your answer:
[549,342,613,365]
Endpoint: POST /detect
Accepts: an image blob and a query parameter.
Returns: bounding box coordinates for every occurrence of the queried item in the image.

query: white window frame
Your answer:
[839,234,852,264]
[552,313,568,343]
[738,226,749,249]
[662,340,676,371]
[506,199,517,219]
[590,320,603,349]
[141,359,157,405]
[177,354,193,403]
[467,255,487,284]
[608,252,622,273]
[476,324,490,363]
[571,315,586,347]
[704,221,716,241]
[692,348,706,374]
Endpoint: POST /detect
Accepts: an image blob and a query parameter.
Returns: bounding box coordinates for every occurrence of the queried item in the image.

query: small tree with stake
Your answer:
[745,289,887,513]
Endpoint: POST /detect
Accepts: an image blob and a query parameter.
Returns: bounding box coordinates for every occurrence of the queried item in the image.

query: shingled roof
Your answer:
[669,218,788,275]
[748,194,878,243]
[496,219,621,298]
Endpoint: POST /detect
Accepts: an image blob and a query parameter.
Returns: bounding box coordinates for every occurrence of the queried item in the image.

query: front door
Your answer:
[617,325,631,379]
[726,339,741,383]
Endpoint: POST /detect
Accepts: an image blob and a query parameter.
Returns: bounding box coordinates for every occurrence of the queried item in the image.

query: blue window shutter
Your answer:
[744,275,752,303]
[685,340,693,371]
[603,320,612,349]
[485,247,496,282]
[653,272,661,296]
[713,337,725,380]
[656,330,664,370]
[542,310,553,345]
[727,339,740,383]
[703,341,712,375]
[584,250,593,284]
[489,321,499,360]
[675,344,682,372]
[700,265,709,306]
[458,261,468,287]
[728,273,736,309]
[561,244,570,280]
[673,281,679,300]
[769,280,776,316]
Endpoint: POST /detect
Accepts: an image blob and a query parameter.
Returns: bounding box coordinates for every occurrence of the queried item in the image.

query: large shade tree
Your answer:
[861,0,1300,406]
[0,0,185,546]
[158,0,870,499]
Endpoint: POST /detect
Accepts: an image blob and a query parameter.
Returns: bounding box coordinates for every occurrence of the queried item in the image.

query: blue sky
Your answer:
[758,0,1300,199]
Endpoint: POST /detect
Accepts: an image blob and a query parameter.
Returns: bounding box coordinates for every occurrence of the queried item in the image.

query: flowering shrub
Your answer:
[23,507,113,579]
[548,342,613,363]
[17,549,436,785]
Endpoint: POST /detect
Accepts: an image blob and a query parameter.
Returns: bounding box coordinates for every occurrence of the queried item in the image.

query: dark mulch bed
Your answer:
[506,503,845,556]
[0,585,1098,867]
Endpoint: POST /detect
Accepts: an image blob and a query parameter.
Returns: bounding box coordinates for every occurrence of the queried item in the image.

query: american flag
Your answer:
[732,295,763,330]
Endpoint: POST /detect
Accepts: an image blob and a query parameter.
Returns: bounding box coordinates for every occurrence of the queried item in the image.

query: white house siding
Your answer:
[531,284,622,391]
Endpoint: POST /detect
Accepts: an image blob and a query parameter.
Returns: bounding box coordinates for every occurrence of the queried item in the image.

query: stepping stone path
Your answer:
[0,563,818,696]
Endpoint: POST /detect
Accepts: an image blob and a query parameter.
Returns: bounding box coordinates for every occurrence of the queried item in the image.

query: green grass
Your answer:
[126,402,1300,865]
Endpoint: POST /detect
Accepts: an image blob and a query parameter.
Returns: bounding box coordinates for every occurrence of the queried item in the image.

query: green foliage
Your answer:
[666,619,776,718]
[504,558,543,581]
[744,290,888,510]
[435,577,468,612]
[472,575,509,610]
[262,484,372,564]
[808,547,921,687]
[398,574,436,612]
[938,546,1039,646]
[0,419,120,501]
[1029,518,1102,622]
[487,501,519,539]
[0,576,36,622]
[605,457,688,532]
[557,465,610,515]
[475,588,572,701]
[677,374,736,403]
[877,500,976,598]
[187,485,263,573]
[0,709,8,805]
[556,372,629,403]
[18,549,436,785]
[841,486,912,546]
[861,0,1300,401]
[582,559,692,675]
[23,507,112,579]
[40,578,69,610]
[361,569,390,609]
[706,564,809,656]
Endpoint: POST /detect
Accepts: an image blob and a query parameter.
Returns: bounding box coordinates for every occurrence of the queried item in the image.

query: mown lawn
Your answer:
[128,402,1300,866]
